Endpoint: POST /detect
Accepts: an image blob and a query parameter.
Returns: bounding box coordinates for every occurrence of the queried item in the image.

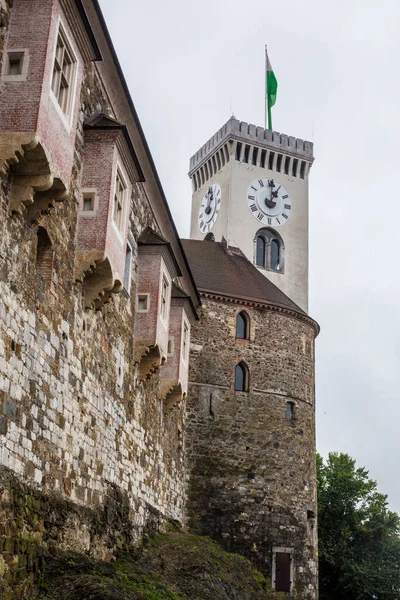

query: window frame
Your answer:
[236,310,250,340]
[2,48,30,82]
[137,293,150,313]
[234,361,249,392]
[49,21,78,129]
[181,318,190,364]
[79,189,98,215]
[160,273,170,324]
[254,228,284,273]
[112,166,128,235]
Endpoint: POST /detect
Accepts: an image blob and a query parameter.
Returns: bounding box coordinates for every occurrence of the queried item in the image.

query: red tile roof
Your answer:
[181,239,306,315]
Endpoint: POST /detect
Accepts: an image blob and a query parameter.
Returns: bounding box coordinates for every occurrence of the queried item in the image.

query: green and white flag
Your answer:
[266,48,278,130]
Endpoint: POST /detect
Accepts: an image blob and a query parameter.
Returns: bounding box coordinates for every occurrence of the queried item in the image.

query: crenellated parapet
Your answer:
[189,116,314,178]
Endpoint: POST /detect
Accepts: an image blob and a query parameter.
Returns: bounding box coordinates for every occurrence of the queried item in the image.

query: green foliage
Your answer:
[317,452,400,600]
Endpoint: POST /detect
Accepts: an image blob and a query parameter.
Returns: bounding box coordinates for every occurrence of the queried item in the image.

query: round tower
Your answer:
[183,239,319,599]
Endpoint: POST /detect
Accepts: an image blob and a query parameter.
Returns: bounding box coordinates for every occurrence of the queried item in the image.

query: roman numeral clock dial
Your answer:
[247,178,291,227]
[198,183,222,234]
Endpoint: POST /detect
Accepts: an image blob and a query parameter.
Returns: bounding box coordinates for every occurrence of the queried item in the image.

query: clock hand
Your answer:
[271,185,281,199]
[265,180,277,209]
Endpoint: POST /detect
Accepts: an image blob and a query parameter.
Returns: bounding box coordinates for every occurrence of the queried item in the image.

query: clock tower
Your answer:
[189,117,314,311]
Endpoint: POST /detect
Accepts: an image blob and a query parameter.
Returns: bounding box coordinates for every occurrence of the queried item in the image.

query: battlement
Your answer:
[189,116,314,175]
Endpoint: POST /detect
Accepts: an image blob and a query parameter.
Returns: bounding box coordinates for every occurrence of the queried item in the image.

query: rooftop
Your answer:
[181,238,307,316]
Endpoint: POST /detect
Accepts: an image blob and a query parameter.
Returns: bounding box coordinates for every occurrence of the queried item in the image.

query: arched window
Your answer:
[36,227,54,289]
[236,311,250,340]
[256,235,266,267]
[234,361,249,392]
[271,239,280,271]
[254,229,284,273]
[204,232,215,241]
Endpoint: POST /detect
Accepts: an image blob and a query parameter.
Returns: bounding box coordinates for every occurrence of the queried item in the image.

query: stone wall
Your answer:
[0,31,187,598]
[186,296,318,598]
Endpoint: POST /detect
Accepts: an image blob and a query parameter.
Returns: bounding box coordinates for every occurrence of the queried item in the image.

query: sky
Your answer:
[99,0,400,510]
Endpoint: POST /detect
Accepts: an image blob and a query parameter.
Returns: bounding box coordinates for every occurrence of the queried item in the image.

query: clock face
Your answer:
[198,183,221,234]
[247,178,291,227]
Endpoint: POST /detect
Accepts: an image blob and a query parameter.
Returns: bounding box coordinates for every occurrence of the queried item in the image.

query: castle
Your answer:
[0,1,319,598]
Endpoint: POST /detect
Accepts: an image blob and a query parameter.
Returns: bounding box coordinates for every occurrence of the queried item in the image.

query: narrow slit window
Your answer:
[276,154,282,173]
[284,156,290,175]
[300,161,306,179]
[51,26,76,117]
[260,149,266,168]
[212,155,217,174]
[256,234,266,267]
[292,158,298,177]
[252,147,258,166]
[224,144,229,163]
[235,142,242,161]
[182,322,189,360]
[113,169,127,232]
[216,152,221,170]
[123,243,132,294]
[36,227,54,290]
[285,401,295,420]
[268,151,275,170]
[271,239,281,271]
[160,275,169,320]
[243,145,250,163]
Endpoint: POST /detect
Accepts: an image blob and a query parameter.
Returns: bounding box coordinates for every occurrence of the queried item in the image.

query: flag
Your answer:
[266,49,278,130]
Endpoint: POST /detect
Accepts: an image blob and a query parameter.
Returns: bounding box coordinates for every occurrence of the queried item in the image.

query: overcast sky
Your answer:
[99,0,400,510]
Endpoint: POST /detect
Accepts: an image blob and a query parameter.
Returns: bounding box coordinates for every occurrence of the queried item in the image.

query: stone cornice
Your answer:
[199,289,320,337]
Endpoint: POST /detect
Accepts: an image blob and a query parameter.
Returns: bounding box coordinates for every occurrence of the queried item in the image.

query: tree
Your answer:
[317,452,400,600]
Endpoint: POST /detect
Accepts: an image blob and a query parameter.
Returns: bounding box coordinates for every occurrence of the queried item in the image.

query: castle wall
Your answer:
[186,297,318,598]
[0,44,188,600]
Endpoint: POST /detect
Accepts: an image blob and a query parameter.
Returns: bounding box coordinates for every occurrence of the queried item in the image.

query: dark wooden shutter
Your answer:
[275,552,291,592]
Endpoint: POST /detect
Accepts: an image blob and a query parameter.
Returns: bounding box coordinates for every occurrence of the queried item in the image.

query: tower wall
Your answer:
[189,118,314,311]
[186,296,318,598]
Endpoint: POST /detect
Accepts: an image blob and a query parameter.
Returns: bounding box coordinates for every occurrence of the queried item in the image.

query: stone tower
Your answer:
[183,240,319,598]
[189,117,314,311]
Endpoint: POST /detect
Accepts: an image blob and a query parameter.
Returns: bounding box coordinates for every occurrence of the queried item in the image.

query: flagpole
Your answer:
[264,45,267,129]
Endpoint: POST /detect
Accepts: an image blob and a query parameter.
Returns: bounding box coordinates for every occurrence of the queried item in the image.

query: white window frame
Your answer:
[112,163,128,239]
[49,21,78,131]
[181,317,190,365]
[79,188,99,215]
[137,293,150,313]
[123,241,133,296]
[271,547,294,594]
[160,274,169,322]
[2,48,30,82]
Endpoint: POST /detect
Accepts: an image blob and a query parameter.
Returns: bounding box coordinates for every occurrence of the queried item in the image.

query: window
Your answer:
[236,311,250,340]
[160,275,169,320]
[113,169,127,232]
[235,142,242,161]
[36,227,53,290]
[81,191,96,213]
[204,232,215,241]
[182,322,189,361]
[51,26,76,117]
[285,401,295,421]
[254,228,284,273]
[234,362,249,392]
[137,294,149,312]
[2,49,29,82]
[123,243,132,294]
[167,339,174,356]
